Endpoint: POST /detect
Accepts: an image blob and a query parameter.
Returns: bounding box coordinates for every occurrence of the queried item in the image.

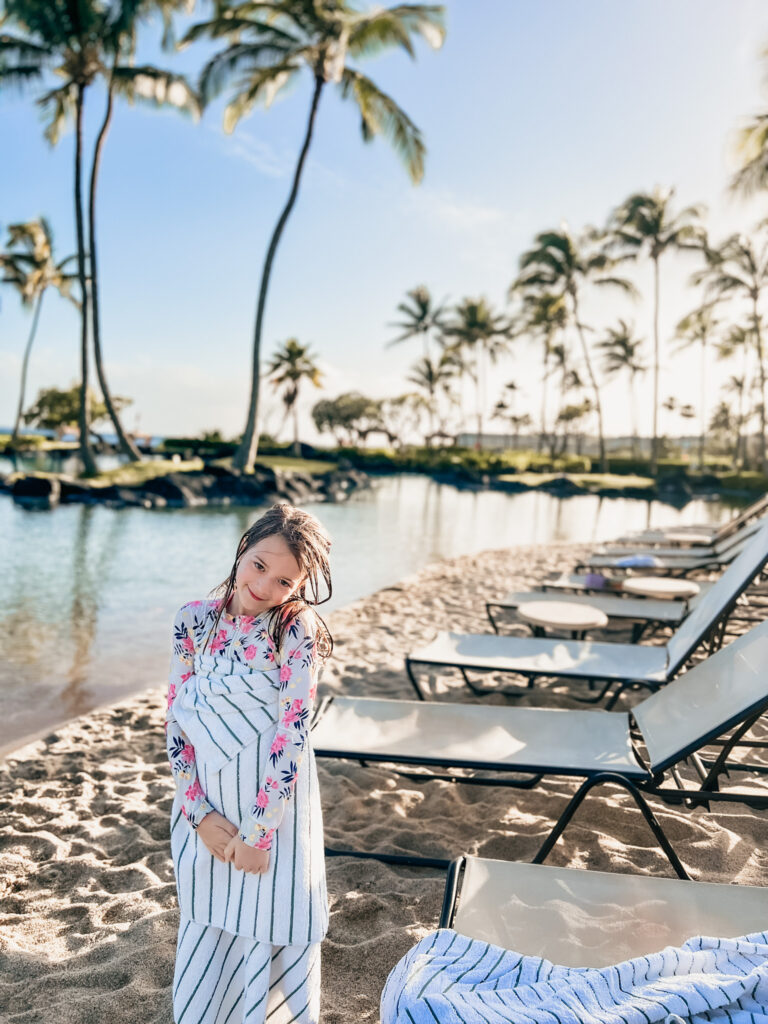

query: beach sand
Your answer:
[2,541,768,1023]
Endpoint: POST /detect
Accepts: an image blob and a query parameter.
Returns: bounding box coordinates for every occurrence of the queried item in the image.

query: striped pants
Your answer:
[173,914,321,1024]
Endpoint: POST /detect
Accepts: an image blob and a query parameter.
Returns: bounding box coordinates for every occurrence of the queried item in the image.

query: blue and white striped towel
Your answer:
[380,928,768,1024]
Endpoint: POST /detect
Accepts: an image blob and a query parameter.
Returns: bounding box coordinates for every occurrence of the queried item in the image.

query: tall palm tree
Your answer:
[596,319,646,457]
[515,227,636,471]
[723,374,748,465]
[186,2,446,472]
[442,297,512,448]
[266,338,323,455]
[2,219,78,444]
[694,227,768,472]
[1,0,196,471]
[510,288,568,453]
[388,284,447,361]
[607,188,706,474]
[406,344,458,442]
[674,302,719,468]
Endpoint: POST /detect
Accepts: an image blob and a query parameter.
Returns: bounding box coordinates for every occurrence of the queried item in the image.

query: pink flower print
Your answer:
[309,682,317,702]
[244,645,258,660]
[210,629,228,654]
[239,615,255,629]
[167,683,177,708]
[270,733,288,757]
[182,635,194,654]
[265,635,276,650]
[189,600,203,607]
[279,664,292,684]
[287,649,299,661]
[283,699,304,725]
[181,805,188,819]
[185,779,204,802]
[255,828,275,850]
[265,776,277,790]
[181,744,195,764]
[255,788,269,810]
[180,671,193,683]
[267,651,275,663]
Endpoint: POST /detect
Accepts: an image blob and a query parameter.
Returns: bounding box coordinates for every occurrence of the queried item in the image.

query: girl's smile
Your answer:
[227,534,305,617]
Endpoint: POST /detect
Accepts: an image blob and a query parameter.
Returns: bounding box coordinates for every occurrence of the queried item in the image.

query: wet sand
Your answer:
[2,541,768,1023]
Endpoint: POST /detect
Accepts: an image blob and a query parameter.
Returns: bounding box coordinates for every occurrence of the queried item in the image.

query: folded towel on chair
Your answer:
[380,928,768,1024]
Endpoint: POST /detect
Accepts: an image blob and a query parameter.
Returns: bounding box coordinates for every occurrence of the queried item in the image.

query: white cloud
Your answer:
[211,125,291,178]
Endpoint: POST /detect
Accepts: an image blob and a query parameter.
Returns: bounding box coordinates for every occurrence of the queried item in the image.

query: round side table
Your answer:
[621,577,700,601]
[517,600,609,640]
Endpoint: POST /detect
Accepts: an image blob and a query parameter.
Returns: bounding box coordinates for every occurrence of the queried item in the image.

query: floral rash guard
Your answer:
[165,599,318,851]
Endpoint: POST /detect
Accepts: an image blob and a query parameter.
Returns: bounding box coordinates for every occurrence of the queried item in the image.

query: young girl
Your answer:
[165,502,333,1024]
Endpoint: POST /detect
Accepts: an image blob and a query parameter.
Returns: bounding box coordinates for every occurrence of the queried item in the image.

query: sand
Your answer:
[2,541,768,1024]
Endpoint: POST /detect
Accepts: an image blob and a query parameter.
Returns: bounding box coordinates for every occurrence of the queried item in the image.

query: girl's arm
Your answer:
[237,614,318,850]
[166,605,215,830]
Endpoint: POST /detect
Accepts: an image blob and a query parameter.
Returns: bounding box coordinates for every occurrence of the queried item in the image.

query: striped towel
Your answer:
[172,652,280,773]
[380,928,768,1024]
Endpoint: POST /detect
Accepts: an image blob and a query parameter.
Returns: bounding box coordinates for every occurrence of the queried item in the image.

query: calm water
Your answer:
[0,474,734,755]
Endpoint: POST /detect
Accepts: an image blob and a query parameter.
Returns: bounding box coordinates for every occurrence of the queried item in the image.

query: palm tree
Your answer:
[406,344,458,442]
[1,219,78,444]
[596,319,646,457]
[1,0,196,472]
[266,338,323,456]
[442,297,512,448]
[512,289,568,453]
[694,227,768,472]
[185,2,446,472]
[674,302,719,468]
[388,285,447,361]
[723,375,748,465]
[607,188,705,474]
[515,227,636,471]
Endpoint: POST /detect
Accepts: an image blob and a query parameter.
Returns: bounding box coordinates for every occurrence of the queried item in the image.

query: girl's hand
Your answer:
[223,834,270,875]
[196,811,238,862]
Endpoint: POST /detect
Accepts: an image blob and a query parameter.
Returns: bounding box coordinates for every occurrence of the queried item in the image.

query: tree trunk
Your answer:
[74,84,98,477]
[232,73,325,473]
[88,80,142,462]
[699,338,706,469]
[572,294,607,471]
[753,296,768,474]
[11,291,45,444]
[539,340,548,453]
[650,255,660,475]
[475,347,483,450]
[630,372,639,458]
[292,401,301,458]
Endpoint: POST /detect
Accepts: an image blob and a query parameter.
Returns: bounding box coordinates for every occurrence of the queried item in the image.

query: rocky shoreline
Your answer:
[0,462,370,511]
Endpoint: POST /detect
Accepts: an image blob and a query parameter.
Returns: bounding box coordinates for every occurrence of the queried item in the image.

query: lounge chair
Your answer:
[596,519,762,557]
[611,492,768,548]
[405,524,768,705]
[437,856,768,966]
[576,534,752,575]
[313,618,768,866]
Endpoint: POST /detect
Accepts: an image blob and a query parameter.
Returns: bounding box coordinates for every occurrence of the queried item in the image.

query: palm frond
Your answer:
[112,65,200,116]
[348,5,445,60]
[340,67,424,183]
[199,40,295,103]
[38,82,77,145]
[221,60,300,131]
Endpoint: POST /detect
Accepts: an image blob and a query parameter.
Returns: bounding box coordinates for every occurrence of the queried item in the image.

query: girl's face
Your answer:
[229,534,305,617]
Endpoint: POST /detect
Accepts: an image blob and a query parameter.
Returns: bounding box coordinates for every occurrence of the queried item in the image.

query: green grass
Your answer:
[498,472,656,491]
[252,455,336,475]
[86,458,204,488]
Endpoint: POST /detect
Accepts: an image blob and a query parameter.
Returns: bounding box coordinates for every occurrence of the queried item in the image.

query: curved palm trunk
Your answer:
[753,296,768,474]
[11,291,45,444]
[292,397,301,457]
[74,84,98,477]
[650,255,660,474]
[699,338,706,468]
[572,295,607,471]
[233,73,325,472]
[629,370,639,458]
[539,341,548,453]
[89,82,142,463]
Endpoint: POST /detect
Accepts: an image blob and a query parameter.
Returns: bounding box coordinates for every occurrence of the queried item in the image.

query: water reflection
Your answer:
[0,474,735,756]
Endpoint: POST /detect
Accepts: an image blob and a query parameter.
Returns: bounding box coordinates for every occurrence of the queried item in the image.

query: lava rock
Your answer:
[11,475,61,509]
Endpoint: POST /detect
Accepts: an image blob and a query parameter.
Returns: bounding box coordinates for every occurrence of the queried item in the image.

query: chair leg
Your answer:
[699,710,765,793]
[405,659,428,701]
[486,604,500,634]
[324,847,450,869]
[532,772,690,880]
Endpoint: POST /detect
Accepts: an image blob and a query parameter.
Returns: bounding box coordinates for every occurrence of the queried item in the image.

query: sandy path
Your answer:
[2,542,768,1023]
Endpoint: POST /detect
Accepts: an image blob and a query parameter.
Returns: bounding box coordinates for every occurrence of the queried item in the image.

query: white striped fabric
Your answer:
[173,912,320,1024]
[380,927,768,1024]
[170,740,328,946]
[173,654,281,773]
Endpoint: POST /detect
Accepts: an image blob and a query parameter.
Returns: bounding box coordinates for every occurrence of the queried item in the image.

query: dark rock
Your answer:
[138,473,207,508]
[11,475,61,509]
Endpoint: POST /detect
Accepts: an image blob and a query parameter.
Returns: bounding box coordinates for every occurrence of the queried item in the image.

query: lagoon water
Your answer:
[0,473,734,755]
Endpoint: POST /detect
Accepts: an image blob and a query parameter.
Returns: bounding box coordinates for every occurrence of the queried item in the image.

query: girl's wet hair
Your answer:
[205,502,333,658]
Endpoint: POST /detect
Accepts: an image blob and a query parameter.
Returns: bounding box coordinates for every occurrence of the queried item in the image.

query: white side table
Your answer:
[517,600,609,640]
[621,577,700,601]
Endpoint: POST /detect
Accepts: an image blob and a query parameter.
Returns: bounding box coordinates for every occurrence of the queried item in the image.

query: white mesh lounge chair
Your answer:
[313,619,768,868]
[596,519,762,558]
[405,525,768,705]
[611,492,768,549]
[576,533,753,575]
[438,856,768,967]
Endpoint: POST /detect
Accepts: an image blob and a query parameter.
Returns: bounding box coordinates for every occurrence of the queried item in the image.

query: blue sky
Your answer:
[3,0,768,442]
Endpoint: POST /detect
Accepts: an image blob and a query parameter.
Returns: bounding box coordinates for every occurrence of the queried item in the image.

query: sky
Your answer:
[3,0,768,444]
